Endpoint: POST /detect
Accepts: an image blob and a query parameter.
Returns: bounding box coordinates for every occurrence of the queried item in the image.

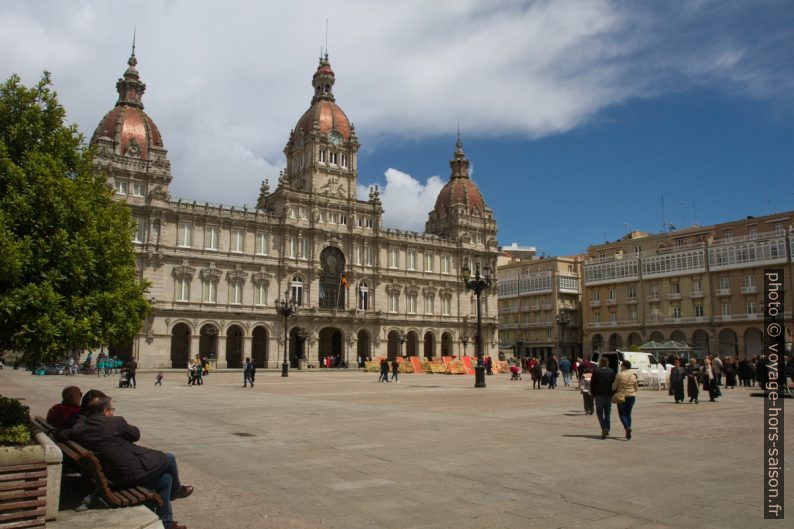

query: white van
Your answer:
[591,350,663,385]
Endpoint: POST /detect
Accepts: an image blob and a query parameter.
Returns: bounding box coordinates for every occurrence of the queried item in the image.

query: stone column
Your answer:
[243,336,253,365]
[190,334,200,360]
[216,335,227,369]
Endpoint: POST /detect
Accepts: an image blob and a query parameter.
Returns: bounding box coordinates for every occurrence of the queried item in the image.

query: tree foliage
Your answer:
[0,73,149,362]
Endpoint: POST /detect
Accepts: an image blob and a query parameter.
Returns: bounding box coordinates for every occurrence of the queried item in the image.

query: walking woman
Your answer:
[702,358,720,402]
[612,360,638,440]
[669,359,685,403]
[530,357,543,389]
[686,358,700,403]
[724,356,737,389]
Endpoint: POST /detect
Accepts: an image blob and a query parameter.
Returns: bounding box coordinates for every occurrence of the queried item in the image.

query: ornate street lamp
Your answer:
[462,263,494,388]
[275,289,298,377]
[461,333,469,358]
[556,310,571,361]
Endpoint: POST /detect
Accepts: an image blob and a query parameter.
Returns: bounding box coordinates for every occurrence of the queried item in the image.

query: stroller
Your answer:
[118,368,132,388]
[509,365,522,381]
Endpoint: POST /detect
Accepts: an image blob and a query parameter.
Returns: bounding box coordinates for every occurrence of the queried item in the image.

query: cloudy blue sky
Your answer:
[2,0,793,255]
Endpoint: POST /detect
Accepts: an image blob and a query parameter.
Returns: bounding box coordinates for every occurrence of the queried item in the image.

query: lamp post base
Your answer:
[474,365,486,388]
[281,362,289,377]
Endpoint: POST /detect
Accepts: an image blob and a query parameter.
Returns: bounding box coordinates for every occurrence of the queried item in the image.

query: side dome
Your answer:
[90,51,164,159]
[293,54,352,141]
[432,136,486,216]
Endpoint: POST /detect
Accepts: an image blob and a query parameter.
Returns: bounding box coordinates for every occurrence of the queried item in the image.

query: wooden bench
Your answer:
[31,416,163,512]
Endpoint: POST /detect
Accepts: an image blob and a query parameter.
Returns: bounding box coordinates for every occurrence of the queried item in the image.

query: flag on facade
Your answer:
[341,274,349,288]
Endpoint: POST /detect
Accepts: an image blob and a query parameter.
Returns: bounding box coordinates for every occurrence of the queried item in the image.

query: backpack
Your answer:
[541,373,549,386]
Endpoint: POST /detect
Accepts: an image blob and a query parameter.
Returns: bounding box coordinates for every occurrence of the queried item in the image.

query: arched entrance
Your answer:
[199,324,219,360]
[608,333,623,350]
[406,331,419,356]
[387,330,401,361]
[356,329,371,364]
[693,329,709,359]
[290,327,308,368]
[649,331,664,342]
[319,327,343,367]
[319,247,347,309]
[252,326,268,368]
[591,334,603,356]
[109,341,133,363]
[670,330,687,343]
[170,323,191,368]
[719,328,738,357]
[440,332,453,356]
[744,328,762,358]
[226,325,244,368]
[627,332,642,348]
[423,331,435,359]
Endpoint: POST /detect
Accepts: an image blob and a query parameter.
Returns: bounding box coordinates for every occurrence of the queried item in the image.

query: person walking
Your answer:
[155,371,164,386]
[390,358,400,382]
[713,355,723,387]
[243,358,254,388]
[379,357,390,382]
[485,356,493,376]
[702,358,719,402]
[192,356,203,386]
[612,360,639,440]
[686,358,700,403]
[559,356,572,387]
[669,359,686,403]
[580,367,594,415]
[530,357,542,389]
[590,356,616,439]
[127,358,138,389]
[546,355,559,389]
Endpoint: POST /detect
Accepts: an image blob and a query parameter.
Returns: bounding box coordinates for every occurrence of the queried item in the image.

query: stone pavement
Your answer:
[2,368,791,529]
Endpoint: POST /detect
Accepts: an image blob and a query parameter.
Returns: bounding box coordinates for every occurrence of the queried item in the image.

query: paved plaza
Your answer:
[2,367,790,529]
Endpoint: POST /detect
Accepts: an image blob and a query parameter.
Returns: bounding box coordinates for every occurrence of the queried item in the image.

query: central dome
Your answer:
[433,136,486,216]
[293,54,352,141]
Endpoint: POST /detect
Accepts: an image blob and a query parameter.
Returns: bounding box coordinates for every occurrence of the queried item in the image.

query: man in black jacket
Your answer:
[590,357,616,439]
[57,394,193,529]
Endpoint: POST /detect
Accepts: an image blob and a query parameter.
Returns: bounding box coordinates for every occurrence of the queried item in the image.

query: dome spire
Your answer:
[311,53,336,104]
[115,33,146,109]
[450,132,470,179]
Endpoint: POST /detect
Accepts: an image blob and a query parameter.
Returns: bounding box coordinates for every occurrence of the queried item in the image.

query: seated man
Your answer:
[46,386,82,428]
[57,394,193,529]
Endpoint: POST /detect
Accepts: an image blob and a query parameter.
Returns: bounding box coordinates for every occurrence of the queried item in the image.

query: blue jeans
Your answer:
[549,372,558,388]
[562,371,571,386]
[594,396,612,431]
[617,396,636,429]
[136,453,181,526]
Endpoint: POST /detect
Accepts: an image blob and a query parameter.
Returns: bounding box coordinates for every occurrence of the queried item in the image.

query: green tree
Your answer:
[0,73,149,362]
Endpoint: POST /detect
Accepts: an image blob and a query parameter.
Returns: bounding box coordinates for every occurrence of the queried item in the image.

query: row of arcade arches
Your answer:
[169,322,463,368]
[590,327,764,358]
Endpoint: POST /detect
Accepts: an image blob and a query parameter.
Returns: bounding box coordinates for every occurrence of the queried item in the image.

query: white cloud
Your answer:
[357,169,446,232]
[0,0,791,210]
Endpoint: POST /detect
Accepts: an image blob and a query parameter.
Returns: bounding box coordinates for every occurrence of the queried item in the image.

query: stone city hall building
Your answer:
[92,50,500,368]
[581,212,794,358]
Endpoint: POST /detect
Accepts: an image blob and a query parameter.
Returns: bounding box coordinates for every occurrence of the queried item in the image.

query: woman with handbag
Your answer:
[686,358,700,403]
[702,358,719,402]
[611,360,639,440]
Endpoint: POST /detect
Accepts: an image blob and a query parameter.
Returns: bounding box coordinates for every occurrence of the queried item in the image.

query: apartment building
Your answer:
[498,253,583,360]
[582,212,793,358]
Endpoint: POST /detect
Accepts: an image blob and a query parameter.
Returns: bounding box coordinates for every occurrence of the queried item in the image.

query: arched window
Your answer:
[358,281,369,310]
[291,275,303,306]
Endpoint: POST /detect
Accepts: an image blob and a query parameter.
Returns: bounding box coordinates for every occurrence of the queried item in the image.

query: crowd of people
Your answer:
[45,386,193,529]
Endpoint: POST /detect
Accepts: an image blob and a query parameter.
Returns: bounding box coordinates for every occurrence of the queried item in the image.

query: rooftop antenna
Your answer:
[692,200,698,225]
[661,196,667,231]
[325,19,329,56]
[131,28,136,57]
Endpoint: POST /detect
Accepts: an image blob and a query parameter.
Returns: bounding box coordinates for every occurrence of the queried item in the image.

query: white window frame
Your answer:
[115,180,128,195]
[406,250,416,271]
[204,226,219,251]
[442,296,451,316]
[358,282,369,310]
[229,282,243,305]
[202,280,217,304]
[132,181,145,197]
[407,294,417,314]
[425,253,434,273]
[133,218,145,244]
[176,277,190,302]
[388,292,398,313]
[441,255,450,275]
[255,233,268,255]
[291,276,303,306]
[231,229,245,253]
[177,223,193,248]
[255,284,267,307]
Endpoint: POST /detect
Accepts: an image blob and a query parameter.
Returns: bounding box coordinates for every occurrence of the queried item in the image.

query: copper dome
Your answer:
[90,51,164,159]
[293,54,351,141]
[432,135,487,216]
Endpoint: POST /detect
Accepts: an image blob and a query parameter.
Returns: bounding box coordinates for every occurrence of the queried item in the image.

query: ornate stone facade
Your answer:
[92,50,500,369]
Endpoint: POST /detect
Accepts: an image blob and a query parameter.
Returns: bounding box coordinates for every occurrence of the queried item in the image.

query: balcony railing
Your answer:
[741,285,757,294]
[590,300,601,307]
[626,297,638,304]
[647,294,660,302]
[716,288,731,296]
[690,291,704,299]
[606,298,618,306]
[667,292,681,300]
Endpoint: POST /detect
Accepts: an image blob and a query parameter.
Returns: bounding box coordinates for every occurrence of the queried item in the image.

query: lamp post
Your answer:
[461,333,469,358]
[462,263,494,388]
[516,339,524,360]
[276,289,298,377]
[556,310,571,361]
